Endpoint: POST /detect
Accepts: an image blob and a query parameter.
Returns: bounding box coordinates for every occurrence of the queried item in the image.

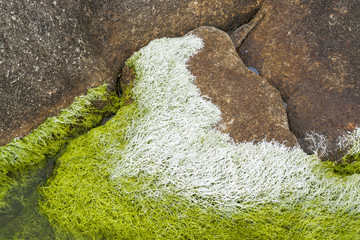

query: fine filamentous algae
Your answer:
[1,34,360,239]
[0,85,120,239]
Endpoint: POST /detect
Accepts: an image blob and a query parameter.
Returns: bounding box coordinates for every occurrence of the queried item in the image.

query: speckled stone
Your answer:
[0,0,263,145]
[238,0,360,159]
[188,26,298,146]
[121,27,298,147]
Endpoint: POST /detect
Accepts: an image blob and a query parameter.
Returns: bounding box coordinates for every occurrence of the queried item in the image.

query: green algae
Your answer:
[3,34,359,239]
[0,167,55,240]
[39,86,140,239]
[324,131,360,176]
[0,84,120,228]
[36,36,360,239]
[324,158,360,176]
[335,137,360,175]
[38,171,360,240]
[38,132,360,239]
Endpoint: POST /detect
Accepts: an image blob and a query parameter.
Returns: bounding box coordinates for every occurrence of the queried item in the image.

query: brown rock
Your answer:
[229,6,266,49]
[0,0,263,145]
[188,26,297,146]
[237,0,360,159]
[120,26,298,146]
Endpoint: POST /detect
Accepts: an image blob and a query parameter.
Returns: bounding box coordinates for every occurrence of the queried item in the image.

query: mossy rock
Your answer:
[1,33,360,239]
[36,34,360,239]
[0,84,120,239]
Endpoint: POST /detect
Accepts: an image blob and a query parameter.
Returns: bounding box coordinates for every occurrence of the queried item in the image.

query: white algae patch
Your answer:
[111,34,360,214]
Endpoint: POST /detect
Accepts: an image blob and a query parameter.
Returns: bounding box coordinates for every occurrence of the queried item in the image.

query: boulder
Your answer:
[0,0,263,145]
[188,26,297,146]
[121,26,298,146]
[237,0,360,159]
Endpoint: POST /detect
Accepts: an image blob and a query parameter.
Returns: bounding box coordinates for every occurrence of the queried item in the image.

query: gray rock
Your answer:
[0,0,263,145]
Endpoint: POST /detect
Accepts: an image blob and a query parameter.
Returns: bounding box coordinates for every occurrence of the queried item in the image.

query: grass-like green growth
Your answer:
[0,84,120,212]
[0,178,55,240]
[37,33,360,239]
[324,158,360,176]
[39,85,142,239]
[324,128,360,175]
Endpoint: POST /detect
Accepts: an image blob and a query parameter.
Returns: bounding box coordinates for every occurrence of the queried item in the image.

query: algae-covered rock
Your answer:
[0,0,263,146]
[0,84,120,212]
[38,31,360,239]
[121,26,298,147]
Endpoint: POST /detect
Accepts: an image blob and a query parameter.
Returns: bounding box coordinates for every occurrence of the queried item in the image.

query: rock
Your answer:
[120,26,298,146]
[229,6,266,49]
[237,0,360,159]
[287,87,359,159]
[188,26,298,146]
[0,0,263,146]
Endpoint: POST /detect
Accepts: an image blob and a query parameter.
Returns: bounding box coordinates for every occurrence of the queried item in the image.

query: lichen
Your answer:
[0,84,120,211]
[36,34,360,239]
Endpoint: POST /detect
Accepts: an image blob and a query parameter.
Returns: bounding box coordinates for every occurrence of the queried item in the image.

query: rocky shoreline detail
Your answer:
[0,0,263,145]
[237,0,360,160]
[2,0,358,160]
[121,26,298,147]
[1,0,360,237]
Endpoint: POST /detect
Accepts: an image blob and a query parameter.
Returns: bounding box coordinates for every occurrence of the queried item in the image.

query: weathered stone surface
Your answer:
[120,26,298,146]
[188,26,297,146]
[237,0,360,159]
[229,6,266,49]
[0,0,263,145]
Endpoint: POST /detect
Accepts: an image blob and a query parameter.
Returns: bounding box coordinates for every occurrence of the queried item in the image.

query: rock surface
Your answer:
[121,26,298,146]
[237,0,360,159]
[0,0,263,145]
[188,26,297,146]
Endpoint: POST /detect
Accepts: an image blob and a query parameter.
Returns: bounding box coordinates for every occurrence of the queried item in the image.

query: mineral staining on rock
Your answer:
[38,33,360,239]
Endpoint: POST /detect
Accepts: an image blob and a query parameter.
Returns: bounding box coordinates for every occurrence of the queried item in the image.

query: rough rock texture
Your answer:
[120,26,298,146]
[229,6,266,49]
[238,0,360,159]
[0,0,263,145]
[188,26,298,146]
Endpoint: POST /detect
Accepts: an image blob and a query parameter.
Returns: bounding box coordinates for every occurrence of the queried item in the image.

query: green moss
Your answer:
[37,79,360,240]
[39,91,140,239]
[0,84,120,211]
[37,35,360,239]
[324,157,360,176]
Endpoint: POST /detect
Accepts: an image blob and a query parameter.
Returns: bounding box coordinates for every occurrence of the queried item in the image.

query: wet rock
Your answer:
[238,0,360,159]
[121,26,298,146]
[0,0,263,146]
